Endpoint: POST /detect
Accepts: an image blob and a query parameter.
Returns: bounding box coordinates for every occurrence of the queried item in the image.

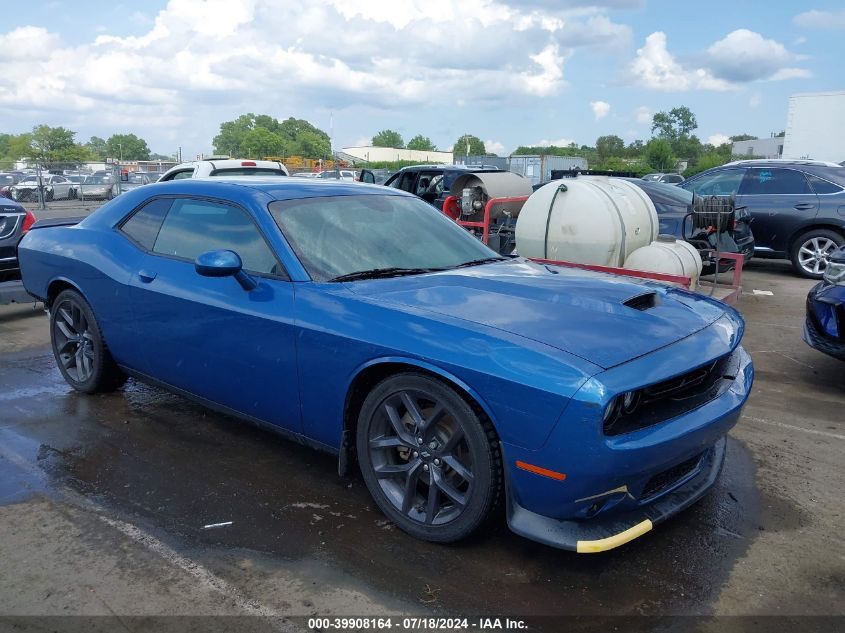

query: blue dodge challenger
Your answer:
[18,178,754,552]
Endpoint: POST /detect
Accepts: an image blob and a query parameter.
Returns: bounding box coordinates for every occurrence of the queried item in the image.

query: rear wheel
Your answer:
[791,229,844,279]
[50,289,127,393]
[356,373,501,543]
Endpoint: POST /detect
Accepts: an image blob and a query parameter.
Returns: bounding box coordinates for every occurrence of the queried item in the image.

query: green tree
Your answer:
[5,134,33,160]
[407,135,436,151]
[644,138,675,172]
[651,106,698,140]
[595,135,624,162]
[453,134,486,156]
[105,134,151,161]
[626,139,644,157]
[240,128,286,158]
[85,136,108,160]
[291,130,330,158]
[212,114,330,158]
[372,129,404,148]
[31,125,76,157]
[729,134,757,142]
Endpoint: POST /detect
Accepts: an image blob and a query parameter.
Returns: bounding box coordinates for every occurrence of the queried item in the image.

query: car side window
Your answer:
[740,168,812,195]
[152,198,282,276]
[686,169,745,196]
[806,174,843,195]
[169,170,194,180]
[120,198,173,250]
[395,172,417,193]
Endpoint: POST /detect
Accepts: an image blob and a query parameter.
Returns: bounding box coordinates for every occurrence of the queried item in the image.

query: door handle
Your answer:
[138,269,157,283]
[794,203,815,210]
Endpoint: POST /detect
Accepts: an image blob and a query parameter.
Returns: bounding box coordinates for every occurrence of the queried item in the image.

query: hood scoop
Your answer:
[623,291,659,311]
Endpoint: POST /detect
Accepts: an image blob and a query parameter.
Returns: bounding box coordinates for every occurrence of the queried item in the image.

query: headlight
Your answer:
[824,255,845,285]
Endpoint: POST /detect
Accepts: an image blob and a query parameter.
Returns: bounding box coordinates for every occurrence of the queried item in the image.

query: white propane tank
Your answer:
[624,235,703,287]
[515,177,659,266]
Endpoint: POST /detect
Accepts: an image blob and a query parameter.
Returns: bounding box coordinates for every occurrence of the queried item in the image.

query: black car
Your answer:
[383,164,505,209]
[679,160,845,279]
[627,179,755,274]
[0,199,37,303]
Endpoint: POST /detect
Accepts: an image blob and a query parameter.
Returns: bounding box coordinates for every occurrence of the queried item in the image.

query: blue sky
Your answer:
[1,0,843,157]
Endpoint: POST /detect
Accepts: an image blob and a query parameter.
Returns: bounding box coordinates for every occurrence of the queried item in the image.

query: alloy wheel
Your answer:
[368,389,474,526]
[798,237,838,276]
[53,300,95,383]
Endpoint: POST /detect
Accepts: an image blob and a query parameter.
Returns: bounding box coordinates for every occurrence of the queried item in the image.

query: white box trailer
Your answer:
[783,91,845,163]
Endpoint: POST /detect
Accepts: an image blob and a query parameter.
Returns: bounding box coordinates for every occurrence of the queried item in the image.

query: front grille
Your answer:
[604,347,742,436]
[641,452,703,500]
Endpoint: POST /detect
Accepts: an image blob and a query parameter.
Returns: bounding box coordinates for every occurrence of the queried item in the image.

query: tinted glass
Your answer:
[170,170,194,180]
[153,198,280,275]
[682,169,745,196]
[806,174,843,194]
[634,181,694,206]
[120,198,172,250]
[209,168,287,176]
[741,168,811,195]
[269,194,499,281]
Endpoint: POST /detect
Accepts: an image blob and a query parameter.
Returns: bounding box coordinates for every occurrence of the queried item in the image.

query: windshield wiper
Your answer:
[452,257,507,269]
[329,267,444,282]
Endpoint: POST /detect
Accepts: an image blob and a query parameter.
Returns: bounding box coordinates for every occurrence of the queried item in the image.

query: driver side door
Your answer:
[123,195,302,433]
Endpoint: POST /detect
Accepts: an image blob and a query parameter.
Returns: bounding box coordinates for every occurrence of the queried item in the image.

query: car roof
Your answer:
[396,164,504,173]
[147,176,409,201]
[724,158,843,168]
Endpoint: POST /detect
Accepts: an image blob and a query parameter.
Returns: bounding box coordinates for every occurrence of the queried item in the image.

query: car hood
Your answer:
[347,259,727,369]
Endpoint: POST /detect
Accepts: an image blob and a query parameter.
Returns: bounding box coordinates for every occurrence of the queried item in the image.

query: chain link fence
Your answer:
[0,160,163,215]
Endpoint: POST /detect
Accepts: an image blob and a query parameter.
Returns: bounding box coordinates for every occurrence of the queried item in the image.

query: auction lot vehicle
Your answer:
[18,178,753,552]
[0,199,37,303]
[0,172,23,198]
[679,160,845,279]
[10,174,75,201]
[804,245,845,360]
[385,164,506,210]
[158,158,290,181]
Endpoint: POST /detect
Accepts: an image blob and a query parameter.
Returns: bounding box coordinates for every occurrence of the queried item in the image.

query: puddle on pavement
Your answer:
[0,348,762,617]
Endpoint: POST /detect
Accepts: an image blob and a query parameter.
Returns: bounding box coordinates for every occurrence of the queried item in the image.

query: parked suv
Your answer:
[383,164,505,209]
[679,160,845,278]
[158,158,290,181]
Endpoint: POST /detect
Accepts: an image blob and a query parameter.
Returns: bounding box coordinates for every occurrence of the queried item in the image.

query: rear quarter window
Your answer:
[119,198,173,250]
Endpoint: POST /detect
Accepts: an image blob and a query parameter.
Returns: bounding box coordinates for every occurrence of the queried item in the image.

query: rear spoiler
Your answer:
[30,216,86,230]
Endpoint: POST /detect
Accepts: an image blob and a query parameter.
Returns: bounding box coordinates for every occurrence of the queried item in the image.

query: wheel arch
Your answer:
[46,277,85,309]
[338,357,500,476]
[788,223,845,253]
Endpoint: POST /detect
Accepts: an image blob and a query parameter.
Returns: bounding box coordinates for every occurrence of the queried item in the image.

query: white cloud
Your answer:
[1,0,623,149]
[536,137,576,147]
[629,29,807,92]
[484,139,506,155]
[749,93,761,108]
[590,100,610,120]
[634,105,651,124]
[794,9,845,30]
[707,133,730,147]
[706,29,806,82]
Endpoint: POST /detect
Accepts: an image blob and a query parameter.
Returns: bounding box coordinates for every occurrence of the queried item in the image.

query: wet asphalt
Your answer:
[0,258,843,624]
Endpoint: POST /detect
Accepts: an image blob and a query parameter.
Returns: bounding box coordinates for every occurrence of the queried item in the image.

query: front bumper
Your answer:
[804,283,845,361]
[507,437,725,553]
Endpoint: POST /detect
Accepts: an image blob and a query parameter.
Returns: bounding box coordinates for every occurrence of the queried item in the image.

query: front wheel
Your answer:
[791,229,844,279]
[356,373,501,543]
[50,289,127,393]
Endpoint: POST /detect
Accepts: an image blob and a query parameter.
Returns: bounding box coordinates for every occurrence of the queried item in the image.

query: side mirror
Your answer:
[359,169,376,184]
[194,249,257,291]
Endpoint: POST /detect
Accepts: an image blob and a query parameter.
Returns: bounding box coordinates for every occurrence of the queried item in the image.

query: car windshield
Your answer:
[84,175,110,184]
[0,175,14,185]
[269,194,501,281]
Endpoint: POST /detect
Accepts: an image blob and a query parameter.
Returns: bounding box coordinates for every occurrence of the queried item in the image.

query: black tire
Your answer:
[106,189,114,200]
[356,373,501,543]
[50,289,127,394]
[45,189,54,202]
[68,188,77,200]
[790,229,844,279]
